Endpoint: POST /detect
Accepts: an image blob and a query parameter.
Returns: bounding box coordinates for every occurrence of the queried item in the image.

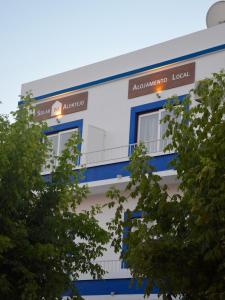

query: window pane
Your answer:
[159,110,181,152]
[159,110,171,152]
[59,129,78,155]
[43,135,58,172]
[48,135,58,156]
[138,113,158,153]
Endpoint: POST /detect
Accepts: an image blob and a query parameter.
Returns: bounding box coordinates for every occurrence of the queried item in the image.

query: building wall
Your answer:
[78,184,178,274]
[24,49,225,162]
[21,23,225,299]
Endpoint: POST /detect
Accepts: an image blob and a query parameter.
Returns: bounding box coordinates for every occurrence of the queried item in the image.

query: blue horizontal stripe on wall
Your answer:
[43,153,176,183]
[79,153,175,183]
[18,43,225,104]
[63,278,159,296]
[78,154,175,183]
[79,160,130,183]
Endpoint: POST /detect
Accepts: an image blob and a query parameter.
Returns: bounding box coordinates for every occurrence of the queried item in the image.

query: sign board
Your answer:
[34,91,88,121]
[128,62,195,99]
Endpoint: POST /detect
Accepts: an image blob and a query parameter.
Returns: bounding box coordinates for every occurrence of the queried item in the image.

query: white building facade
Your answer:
[21,22,225,300]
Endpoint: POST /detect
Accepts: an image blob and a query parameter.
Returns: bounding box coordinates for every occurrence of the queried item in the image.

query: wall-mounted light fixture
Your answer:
[56,116,62,124]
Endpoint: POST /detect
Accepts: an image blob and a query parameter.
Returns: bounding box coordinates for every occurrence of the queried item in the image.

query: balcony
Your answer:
[42,138,173,177]
[78,259,131,280]
[81,138,171,167]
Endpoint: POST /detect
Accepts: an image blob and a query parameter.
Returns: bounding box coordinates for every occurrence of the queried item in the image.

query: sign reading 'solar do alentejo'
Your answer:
[128,62,195,99]
[34,91,88,121]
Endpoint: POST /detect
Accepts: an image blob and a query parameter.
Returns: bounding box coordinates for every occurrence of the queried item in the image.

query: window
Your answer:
[137,108,179,154]
[122,211,158,269]
[121,211,142,268]
[48,128,78,156]
[44,128,78,172]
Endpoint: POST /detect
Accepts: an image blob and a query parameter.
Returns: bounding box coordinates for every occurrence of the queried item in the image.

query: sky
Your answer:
[0,0,217,116]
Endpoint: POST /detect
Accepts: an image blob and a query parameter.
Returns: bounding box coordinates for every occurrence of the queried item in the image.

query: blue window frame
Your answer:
[45,119,83,136]
[121,211,142,269]
[128,95,186,148]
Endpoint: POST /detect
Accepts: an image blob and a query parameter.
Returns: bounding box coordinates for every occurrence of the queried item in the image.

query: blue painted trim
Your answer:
[44,119,83,135]
[124,211,142,221]
[122,211,143,268]
[129,95,186,145]
[20,43,225,103]
[43,153,176,183]
[63,278,159,296]
[79,160,129,183]
[76,153,175,183]
[43,154,176,183]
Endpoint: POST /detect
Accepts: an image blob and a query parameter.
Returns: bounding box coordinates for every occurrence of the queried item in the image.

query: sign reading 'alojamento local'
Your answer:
[34,91,88,121]
[128,62,195,99]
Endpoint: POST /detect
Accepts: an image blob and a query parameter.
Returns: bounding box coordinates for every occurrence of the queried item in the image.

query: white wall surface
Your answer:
[30,48,225,160]
[21,24,225,290]
[24,26,225,279]
[77,184,178,280]
[27,33,225,273]
[87,125,105,152]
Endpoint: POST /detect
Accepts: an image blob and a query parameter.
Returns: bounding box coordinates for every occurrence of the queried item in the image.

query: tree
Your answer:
[0,95,109,300]
[106,72,225,300]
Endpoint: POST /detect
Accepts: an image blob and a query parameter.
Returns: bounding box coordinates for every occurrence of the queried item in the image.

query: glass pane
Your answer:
[139,113,158,153]
[59,129,78,155]
[159,110,171,152]
[43,135,58,172]
[48,135,58,156]
[159,110,181,152]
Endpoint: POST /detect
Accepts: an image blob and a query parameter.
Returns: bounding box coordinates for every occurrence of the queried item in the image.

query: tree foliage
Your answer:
[107,72,225,300]
[0,95,109,300]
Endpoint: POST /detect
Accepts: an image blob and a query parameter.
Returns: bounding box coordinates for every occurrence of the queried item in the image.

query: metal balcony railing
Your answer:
[81,138,171,166]
[42,138,172,174]
[78,259,131,280]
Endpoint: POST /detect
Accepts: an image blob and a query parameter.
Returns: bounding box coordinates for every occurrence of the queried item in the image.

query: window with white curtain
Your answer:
[137,109,177,154]
[48,128,78,157]
[44,128,78,172]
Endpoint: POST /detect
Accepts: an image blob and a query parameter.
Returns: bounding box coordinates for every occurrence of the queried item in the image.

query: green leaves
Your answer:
[106,71,225,300]
[0,94,109,299]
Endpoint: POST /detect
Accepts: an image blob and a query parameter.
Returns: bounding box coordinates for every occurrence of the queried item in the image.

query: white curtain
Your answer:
[159,110,170,152]
[159,110,181,152]
[42,135,58,173]
[48,135,58,155]
[59,129,78,154]
[138,113,158,153]
[59,131,72,155]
